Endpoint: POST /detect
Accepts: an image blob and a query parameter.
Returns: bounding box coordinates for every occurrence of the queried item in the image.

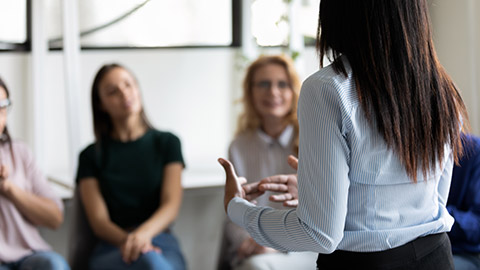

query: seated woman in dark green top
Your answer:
[76,63,186,270]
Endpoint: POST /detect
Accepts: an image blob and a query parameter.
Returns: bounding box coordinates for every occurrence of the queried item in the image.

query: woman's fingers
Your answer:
[287,155,298,171]
[129,242,142,262]
[0,164,7,179]
[218,158,238,180]
[259,183,289,192]
[243,182,265,201]
[238,237,258,259]
[270,193,294,202]
[219,158,245,212]
[238,176,247,185]
[121,237,133,263]
[284,199,298,207]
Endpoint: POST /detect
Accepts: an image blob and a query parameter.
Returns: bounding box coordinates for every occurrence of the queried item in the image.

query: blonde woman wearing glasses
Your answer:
[217,55,316,270]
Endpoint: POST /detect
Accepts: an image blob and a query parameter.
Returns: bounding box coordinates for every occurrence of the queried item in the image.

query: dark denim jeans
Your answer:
[89,232,186,270]
[0,251,70,270]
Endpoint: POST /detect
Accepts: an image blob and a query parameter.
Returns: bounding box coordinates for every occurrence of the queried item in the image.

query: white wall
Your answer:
[43,48,236,187]
[430,0,480,134]
[0,53,29,143]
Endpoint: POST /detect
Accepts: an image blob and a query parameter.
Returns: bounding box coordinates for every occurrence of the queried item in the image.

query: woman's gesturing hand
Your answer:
[219,155,300,210]
[218,158,247,213]
[258,155,299,207]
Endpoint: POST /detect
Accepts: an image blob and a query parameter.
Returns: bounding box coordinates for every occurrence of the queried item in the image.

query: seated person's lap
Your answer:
[89,232,185,270]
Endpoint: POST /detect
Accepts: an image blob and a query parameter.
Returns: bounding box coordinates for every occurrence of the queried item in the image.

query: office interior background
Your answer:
[0,0,479,269]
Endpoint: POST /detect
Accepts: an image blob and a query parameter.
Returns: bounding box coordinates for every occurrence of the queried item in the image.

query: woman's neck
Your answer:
[111,115,148,142]
[261,118,288,139]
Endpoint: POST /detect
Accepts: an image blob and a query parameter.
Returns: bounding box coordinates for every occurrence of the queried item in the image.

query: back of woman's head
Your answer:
[91,63,151,143]
[317,0,468,181]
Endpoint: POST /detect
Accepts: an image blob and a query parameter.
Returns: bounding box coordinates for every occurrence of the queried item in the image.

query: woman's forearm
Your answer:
[90,219,129,247]
[136,162,183,238]
[135,195,182,238]
[5,183,63,229]
[79,178,128,246]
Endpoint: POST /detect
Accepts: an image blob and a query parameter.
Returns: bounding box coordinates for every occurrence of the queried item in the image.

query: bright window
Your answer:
[46,0,232,48]
[251,0,320,46]
[0,0,27,49]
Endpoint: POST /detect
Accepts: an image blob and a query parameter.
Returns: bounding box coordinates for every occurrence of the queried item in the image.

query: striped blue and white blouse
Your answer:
[228,56,455,254]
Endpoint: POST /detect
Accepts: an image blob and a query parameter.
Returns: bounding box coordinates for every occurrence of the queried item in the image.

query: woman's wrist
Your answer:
[0,180,17,199]
[133,225,156,240]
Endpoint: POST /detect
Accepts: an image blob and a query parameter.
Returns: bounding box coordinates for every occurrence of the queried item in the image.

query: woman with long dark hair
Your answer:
[0,77,69,270]
[221,0,468,269]
[76,64,186,270]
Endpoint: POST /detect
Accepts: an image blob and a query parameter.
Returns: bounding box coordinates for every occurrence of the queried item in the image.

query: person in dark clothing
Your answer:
[448,133,480,270]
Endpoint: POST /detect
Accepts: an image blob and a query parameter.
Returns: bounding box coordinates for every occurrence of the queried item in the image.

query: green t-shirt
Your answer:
[76,129,185,228]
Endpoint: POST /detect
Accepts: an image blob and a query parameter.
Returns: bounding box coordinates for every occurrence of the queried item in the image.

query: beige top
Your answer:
[220,126,296,268]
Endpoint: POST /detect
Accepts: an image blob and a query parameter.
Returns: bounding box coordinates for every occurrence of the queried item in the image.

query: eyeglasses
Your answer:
[253,80,291,92]
[0,99,12,114]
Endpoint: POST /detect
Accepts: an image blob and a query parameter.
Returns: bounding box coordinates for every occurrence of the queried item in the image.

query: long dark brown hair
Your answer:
[317,0,468,181]
[237,55,301,154]
[0,77,15,166]
[91,63,152,143]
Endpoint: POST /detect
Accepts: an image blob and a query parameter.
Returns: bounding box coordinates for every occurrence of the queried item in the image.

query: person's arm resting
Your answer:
[133,162,183,238]
[3,183,63,229]
[3,145,64,229]
[79,178,128,246]
[448,152,480,244]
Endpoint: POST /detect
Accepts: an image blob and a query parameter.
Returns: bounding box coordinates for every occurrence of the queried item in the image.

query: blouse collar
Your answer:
[256,125,294,149]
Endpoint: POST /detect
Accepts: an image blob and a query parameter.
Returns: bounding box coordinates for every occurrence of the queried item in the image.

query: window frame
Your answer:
[0,0,241,52]
[0,0,31,52]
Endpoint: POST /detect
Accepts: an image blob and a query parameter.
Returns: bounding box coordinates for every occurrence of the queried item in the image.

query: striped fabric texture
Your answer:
[228,56,454,254]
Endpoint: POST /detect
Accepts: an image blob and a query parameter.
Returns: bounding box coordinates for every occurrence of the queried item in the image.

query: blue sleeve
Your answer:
[227,77,351,253]
[448,149,480,244]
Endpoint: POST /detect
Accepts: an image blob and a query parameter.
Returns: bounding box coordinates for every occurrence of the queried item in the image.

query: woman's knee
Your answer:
[20,251,70,270]
[133,252,173,270]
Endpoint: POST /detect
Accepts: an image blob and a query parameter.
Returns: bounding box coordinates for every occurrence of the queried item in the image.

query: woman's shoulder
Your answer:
[79,143,97,158]
[10,139,32,157]
[148,129,183,153]
[462,134,480,160]
[301,59,359,112]
[150,129,181,142]
[10,139,28,149]
[303,61,354,95]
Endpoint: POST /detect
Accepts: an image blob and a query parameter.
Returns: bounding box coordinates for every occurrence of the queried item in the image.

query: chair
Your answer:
[68,188,98,270]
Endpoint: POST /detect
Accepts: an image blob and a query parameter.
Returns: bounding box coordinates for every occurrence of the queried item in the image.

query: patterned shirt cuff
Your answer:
[228,197,256,228]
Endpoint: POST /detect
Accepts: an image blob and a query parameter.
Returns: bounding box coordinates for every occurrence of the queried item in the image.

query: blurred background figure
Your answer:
[76,64,186,270]
[447,133,480,270]
[217,55,317,270]
[0,77,69,270]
